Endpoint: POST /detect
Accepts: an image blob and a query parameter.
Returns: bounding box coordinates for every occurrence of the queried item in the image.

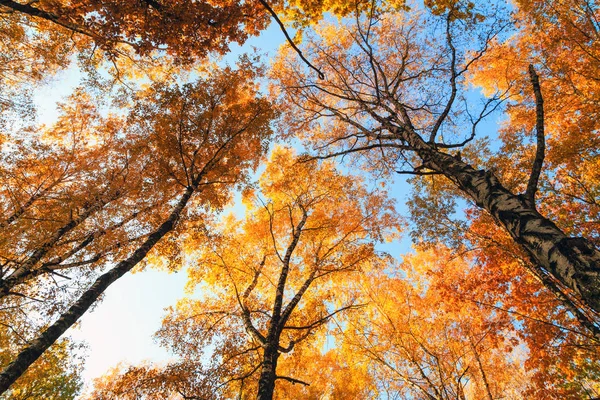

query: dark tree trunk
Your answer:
[256,343,280,400]
[255,211,308,399]
[400,126,600,314]
[0,185,194,394]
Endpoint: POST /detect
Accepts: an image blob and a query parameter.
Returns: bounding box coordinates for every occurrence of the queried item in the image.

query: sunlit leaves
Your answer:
[92,147,400,398]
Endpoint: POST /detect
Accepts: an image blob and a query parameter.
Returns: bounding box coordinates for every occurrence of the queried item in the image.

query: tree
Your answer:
[463,0,600,333]
[0,10,84,128]
[340,247,600,398]
[271,0,600,321]
[0,64,275,393]
[87,362,218,400]
[4,0,599,395]
[0,0,402,67]
[89,147,400,399]
[0,97,162,302]
[0,0,403,131]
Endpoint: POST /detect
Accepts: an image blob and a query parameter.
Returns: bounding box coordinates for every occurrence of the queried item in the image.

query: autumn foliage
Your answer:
[1,0,599,398]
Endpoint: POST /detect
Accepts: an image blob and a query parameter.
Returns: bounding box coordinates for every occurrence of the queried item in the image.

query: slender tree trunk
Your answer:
[256,343,280,400]
[0,185,195,394]
[255,211,308,399]
[396,125,600,314]
[469,336,493,400]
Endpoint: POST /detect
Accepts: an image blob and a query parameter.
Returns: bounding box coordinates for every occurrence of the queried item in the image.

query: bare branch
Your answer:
[284,303,365,331]
[429,11,458,144]
[306,143,410,161]
[275,375,310,386]
[524,64,546,207]
[257,0,324,79]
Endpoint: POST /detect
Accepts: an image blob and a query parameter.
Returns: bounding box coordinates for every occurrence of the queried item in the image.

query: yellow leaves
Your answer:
[340,247,532,398]
[276,348,376,399]
[5,0,599,397]
[142,145,402,396]
[425,0,485,22]
[89,361,216,400]
[0,328,83,400]
[0,67,276,386]
[467,39,525,97]
[465,0,600,255]
[279,0,410,28]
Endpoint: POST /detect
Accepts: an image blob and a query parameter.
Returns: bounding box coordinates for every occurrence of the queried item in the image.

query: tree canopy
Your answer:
[0,0,599,398]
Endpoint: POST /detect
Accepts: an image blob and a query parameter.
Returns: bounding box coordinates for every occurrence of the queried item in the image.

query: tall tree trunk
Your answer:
[255,210,308,399]
[256,343,280,400]
[0,185,195,394]
[398,125,600,314]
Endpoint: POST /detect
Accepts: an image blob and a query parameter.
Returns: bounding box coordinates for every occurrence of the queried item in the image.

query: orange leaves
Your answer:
[90,362,218,400]
[142,147,401,397]
[2,0,600,396]
[340,247,545,398]
[5,0,270,63]
[0,62,275,326]
[0,59,281,394]
[130,65,275,193]
[469,0,600,216]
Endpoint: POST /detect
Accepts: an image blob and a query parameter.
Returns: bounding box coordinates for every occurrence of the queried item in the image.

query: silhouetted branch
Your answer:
[257,0,324,79]
[524,64,546,207]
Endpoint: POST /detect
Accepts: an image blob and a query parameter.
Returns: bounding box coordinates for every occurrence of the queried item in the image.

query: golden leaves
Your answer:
[141,147,401,396]
[2,0,600,397]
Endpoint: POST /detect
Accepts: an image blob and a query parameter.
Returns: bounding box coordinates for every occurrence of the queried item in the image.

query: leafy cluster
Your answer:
[0,0,599,399]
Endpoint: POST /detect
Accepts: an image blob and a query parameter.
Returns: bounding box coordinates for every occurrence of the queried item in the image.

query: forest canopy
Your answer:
[0,0,599,398]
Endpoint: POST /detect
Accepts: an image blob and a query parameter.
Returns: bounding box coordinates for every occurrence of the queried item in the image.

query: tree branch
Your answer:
[429,10,458,144]
[524,64,546,207]
[283,303,365,331]
[256,0,324,79]
[0,184,196,394]
[275,375,310,386]
[0,0,96,39]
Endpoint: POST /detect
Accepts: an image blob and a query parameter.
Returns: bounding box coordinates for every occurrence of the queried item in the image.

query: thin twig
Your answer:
[276,375,310,386]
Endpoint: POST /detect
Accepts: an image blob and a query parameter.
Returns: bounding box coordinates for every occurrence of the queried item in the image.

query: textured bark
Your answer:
[256,344,280,400]
[0,185,194,394]
[524,64,546,206]
[526,259,600,341]
[397,124,600,314]
[255,212,308,399]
